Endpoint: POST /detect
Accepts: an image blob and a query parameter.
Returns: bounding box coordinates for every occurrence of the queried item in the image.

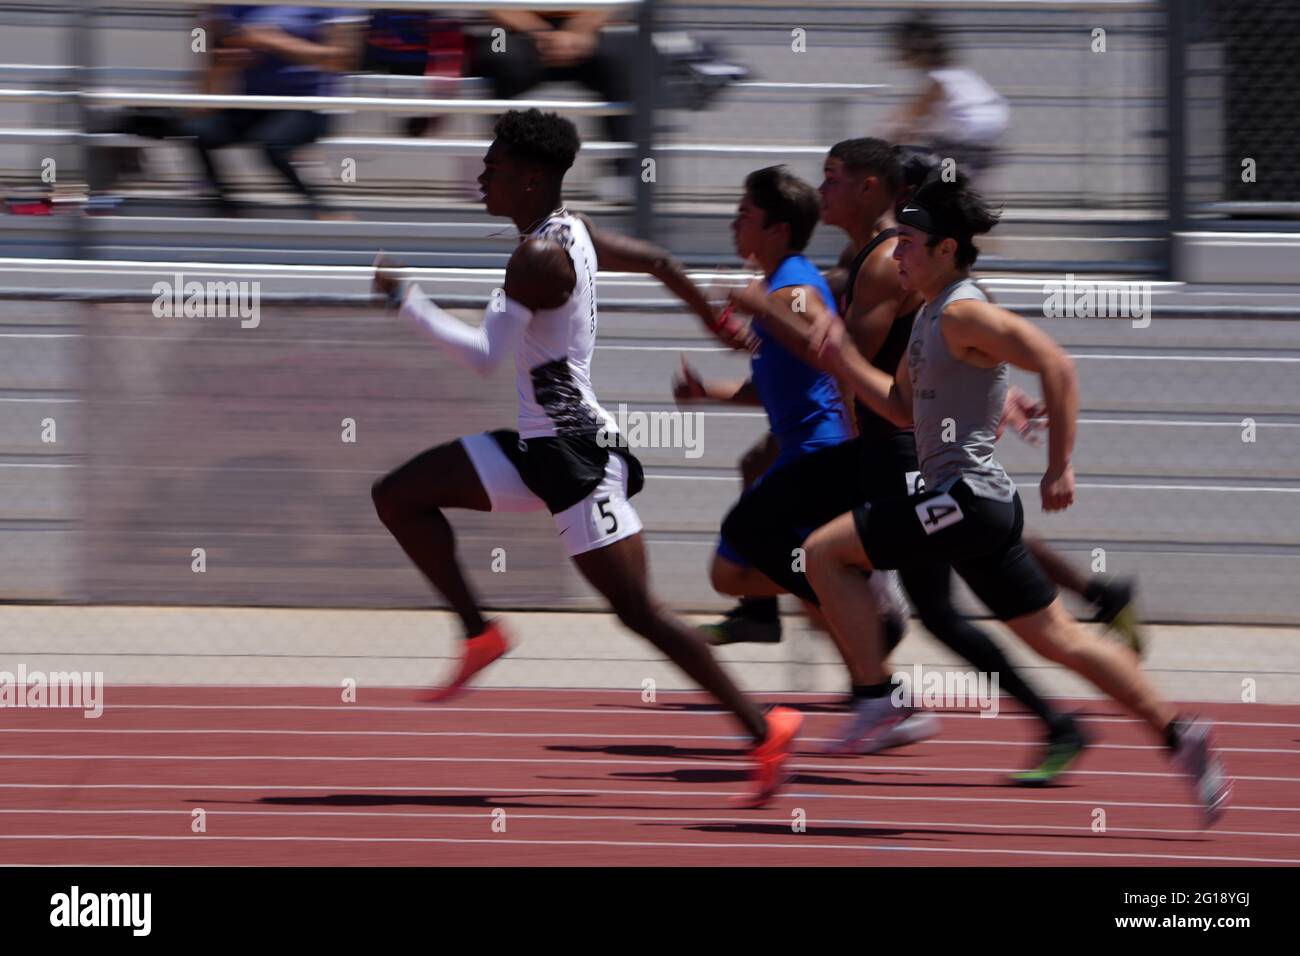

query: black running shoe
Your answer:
[700,603,782,646]
[1093,577,1146,657]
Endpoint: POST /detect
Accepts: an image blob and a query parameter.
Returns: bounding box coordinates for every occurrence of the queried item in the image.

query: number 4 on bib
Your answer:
[915,493,963,534]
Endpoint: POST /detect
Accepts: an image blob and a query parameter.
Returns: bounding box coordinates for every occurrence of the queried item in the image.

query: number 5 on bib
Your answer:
[915,493,963,534]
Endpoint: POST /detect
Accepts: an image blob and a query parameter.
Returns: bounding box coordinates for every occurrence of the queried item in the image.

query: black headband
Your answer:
[897,201,971,244]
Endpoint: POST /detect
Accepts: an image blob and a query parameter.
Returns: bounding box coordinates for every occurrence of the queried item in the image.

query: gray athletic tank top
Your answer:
[907,276,1015,501]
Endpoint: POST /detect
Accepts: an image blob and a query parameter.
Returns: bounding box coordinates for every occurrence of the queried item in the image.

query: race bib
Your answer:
[915,493,963,534]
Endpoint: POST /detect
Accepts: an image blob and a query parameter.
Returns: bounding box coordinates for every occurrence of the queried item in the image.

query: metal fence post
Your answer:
[65,0,95,259]
[632,0,658,242]
[1164,0,1187,280]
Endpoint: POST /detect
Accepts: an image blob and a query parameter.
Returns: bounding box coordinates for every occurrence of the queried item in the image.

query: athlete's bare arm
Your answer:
[844,239,918,363]
[825,240,857,304]
[940,298,1078,511]
[370,239,569,376]
[729,277,911,427]
[728,281,830,356]
[673,357,760,406]
[894,348,913,421]
[234,17,362,72]
[819,321,911,428]
[503,237,576,311]
[574,212,738,346]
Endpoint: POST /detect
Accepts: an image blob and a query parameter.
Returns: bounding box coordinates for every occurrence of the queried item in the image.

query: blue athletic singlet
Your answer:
[750,254,851,454]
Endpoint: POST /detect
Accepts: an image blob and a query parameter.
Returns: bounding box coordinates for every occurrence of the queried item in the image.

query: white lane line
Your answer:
[1076,417,1300,428]
[2,752,1295,783]
[0,807,1295,840]
[3,728,1297,756]
[644,473,1300,492]
[589,347,1300,362]
[0,781,1293,813]
[0,833,1292,864]
[1070,354,1300,363]
[42,702,1300,730]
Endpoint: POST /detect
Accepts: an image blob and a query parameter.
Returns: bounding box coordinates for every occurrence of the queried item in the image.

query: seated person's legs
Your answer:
[249,110,331,208]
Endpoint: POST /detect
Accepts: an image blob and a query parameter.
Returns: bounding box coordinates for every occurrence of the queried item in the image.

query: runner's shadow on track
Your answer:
[546,743,746,760]
[593,701,848,715]
[546,743,932,760]
[195,795,729,812]
[645,822,940,841]
[248,795,588,810]
[552,769,1000,788]
[648,822,1210,845]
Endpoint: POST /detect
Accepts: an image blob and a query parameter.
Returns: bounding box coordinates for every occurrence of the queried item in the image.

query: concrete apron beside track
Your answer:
[0,605,1295,704]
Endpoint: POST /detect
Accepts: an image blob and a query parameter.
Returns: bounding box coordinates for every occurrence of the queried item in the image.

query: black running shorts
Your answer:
[851,479,1057,621]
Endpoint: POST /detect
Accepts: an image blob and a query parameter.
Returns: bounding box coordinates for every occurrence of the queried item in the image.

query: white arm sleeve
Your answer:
[399,284,532,376]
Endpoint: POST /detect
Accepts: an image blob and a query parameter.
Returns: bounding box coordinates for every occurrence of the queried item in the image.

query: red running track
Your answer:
[1,686,1298,866]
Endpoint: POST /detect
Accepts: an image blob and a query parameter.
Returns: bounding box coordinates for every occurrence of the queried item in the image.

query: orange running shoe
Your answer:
[738,705,803,808]
[418,621,510,703]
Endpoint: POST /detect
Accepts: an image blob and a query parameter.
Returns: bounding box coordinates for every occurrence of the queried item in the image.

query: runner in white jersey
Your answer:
[735,177,1230,826]
[370,109,800,807]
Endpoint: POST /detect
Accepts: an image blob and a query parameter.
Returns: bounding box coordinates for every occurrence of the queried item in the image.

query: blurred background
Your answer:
[0,1,1297,691]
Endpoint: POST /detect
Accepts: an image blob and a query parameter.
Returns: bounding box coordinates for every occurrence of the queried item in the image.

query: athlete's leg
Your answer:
[1003,597,1173,734]
[709,553,787,598]
[716,434,782,600]
[371,439,491,638]
[1026,533,1145,652]
[572,532,767,742]
[999,596,1226,822]
[721,439,867,603]
[947,495,1192,787]
[803,512,928,753]
[705,434,784,643]
[554,451,799,804]
[948,494,1168,733]
[898,561,1070,735]
[802,513,888,684]
[1025,534,1091,596]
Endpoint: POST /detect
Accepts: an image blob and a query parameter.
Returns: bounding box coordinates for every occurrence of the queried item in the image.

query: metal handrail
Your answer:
[109,0,637,9]
[0,88,630,115]
[118,0,640,9]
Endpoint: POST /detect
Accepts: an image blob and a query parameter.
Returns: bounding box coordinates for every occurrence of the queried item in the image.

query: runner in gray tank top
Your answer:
[908,275,1014,502]
[744,176,1230,827]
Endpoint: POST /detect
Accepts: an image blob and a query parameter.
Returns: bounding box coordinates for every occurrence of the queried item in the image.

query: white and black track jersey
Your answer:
[489,209,643,515]
[514,210,613,440]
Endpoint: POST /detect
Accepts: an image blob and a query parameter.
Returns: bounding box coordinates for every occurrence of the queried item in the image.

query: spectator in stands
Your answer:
[188,5,365,217]
[886,12,1009,186]
[470,6,638,200]
[362,11,467,138]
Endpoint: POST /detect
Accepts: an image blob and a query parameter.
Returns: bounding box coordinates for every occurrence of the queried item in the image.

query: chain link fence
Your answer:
[1182,0,1300,216]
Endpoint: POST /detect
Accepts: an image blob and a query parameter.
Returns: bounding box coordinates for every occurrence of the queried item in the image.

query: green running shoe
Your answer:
[1010,726,1088,787]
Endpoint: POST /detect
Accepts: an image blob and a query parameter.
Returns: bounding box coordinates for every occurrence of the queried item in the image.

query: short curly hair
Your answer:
[828,137,901,195]
[492,109,581,174]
